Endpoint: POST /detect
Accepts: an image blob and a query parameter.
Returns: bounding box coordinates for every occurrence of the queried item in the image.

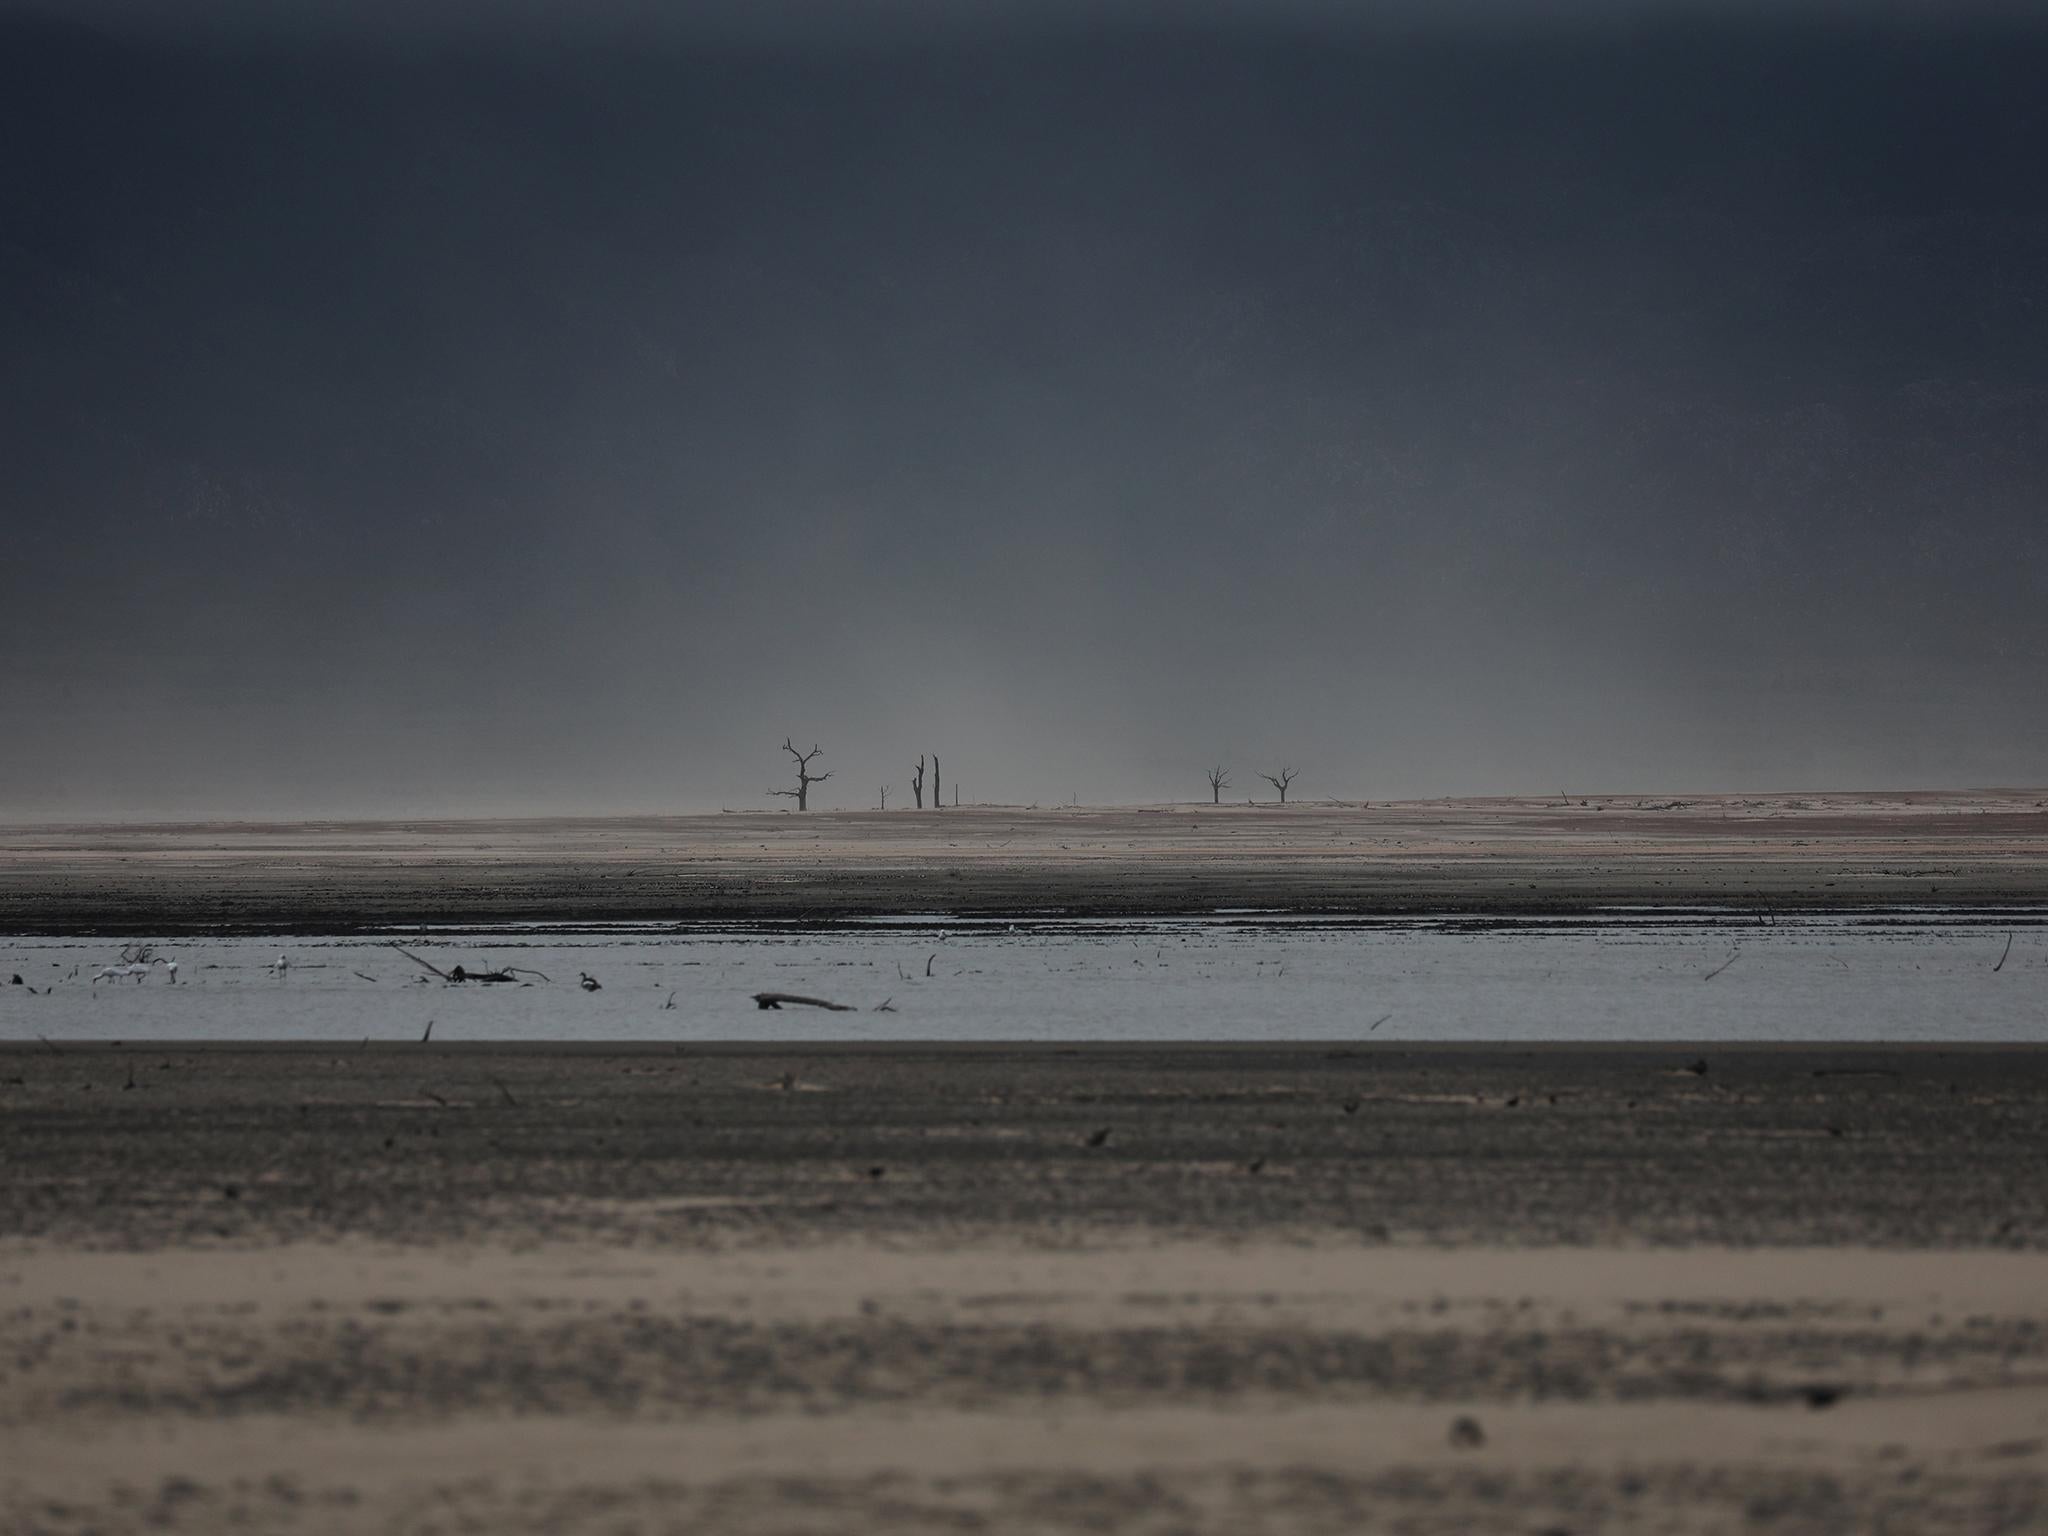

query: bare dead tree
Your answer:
[932,753,942,810]
[1206,766,1231,804]
[768,738,832,811]
[1260,766,1299,804]
[911,755,926,808]
[879,785,890,810]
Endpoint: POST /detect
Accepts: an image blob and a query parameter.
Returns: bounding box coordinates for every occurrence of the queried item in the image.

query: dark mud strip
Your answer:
[16,1305,2048,1424]
[5,1045,2045,1250]
[10,1465,2043,1536]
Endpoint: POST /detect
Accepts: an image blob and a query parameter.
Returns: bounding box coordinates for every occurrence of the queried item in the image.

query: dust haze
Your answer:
[3,1,2044,818]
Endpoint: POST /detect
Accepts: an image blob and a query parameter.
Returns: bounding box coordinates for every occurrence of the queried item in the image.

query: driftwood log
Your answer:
[389,943,550,984]
[751,991,855,1011]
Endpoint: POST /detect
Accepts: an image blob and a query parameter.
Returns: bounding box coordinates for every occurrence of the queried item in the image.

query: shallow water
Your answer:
[2,911,2041,1043]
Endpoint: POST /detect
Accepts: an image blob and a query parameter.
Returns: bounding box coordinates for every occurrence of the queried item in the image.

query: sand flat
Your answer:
[2,1045,2045,1532]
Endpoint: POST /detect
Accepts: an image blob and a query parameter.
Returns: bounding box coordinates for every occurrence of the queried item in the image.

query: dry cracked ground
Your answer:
[2,1044,2046,1533]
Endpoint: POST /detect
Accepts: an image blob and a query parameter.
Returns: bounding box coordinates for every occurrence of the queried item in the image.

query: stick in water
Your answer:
[389,943,450,981]
[1701,949,1741,982]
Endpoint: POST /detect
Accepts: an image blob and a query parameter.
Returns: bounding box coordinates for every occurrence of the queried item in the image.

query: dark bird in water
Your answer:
[579,973,602,992]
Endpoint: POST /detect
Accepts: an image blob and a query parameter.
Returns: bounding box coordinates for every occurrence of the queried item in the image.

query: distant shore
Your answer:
[3,791,2045,933]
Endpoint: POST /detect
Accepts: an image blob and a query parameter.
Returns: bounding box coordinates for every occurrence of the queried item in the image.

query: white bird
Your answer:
[91,963,151,984]
[155,957,179,984]
[271,954,290,979]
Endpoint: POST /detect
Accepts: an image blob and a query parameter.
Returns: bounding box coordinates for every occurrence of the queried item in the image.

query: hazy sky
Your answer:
[3,1,2045,817]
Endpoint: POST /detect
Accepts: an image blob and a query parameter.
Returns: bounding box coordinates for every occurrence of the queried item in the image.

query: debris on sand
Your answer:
[752,992,855,1011]
[1085,1127,1111,1147]
[1448,1415,1486,1448]
[1683,1058,1710,1076]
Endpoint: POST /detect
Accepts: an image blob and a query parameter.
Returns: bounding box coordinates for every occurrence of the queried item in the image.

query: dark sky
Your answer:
[4,1,2045,817]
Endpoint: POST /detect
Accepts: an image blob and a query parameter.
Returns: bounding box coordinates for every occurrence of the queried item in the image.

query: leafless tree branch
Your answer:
[770,737,832,810]
[1260,766,1299,803]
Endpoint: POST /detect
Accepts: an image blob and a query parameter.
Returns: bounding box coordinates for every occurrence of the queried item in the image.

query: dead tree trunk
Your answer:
[768,738,832,811]
[1260,766,1298,804]
[932,754,941,811]
[911,755,925,808]
[879,786,889,810]
[1206,766,1231,804]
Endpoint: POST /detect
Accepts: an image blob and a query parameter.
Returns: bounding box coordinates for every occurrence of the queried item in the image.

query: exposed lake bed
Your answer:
[4,796,2045,1531]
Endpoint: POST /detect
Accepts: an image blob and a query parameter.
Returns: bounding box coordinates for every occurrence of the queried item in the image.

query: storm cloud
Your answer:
[3,2,2045,815]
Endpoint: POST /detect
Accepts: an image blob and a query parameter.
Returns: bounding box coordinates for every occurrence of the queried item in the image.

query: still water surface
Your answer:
[3,912,2040,1043]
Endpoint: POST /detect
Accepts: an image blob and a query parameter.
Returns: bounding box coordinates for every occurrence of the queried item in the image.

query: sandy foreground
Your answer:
[3,1044,2046,1533]
[3,791,2046,930]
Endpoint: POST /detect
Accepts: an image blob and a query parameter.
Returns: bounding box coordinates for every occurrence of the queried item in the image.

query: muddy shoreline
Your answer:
[6,1043,2043,1251]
